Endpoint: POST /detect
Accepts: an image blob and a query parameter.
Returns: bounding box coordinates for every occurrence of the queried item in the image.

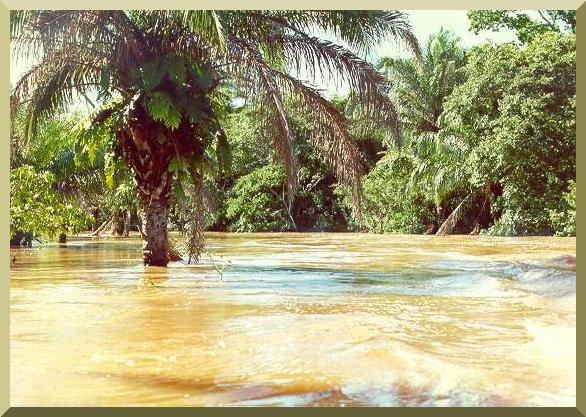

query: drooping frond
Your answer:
[270,10,421,59]
[278,32,401,144]
[13,57,104,142]
[178,11,227,52]
[274,72,364,191]
[185,173,206,264]
[227,36,363,208]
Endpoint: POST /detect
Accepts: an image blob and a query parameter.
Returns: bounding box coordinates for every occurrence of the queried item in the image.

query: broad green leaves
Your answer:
[129,56,217,130]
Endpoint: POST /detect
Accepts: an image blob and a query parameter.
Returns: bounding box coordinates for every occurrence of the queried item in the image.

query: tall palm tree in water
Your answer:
[11,10,419,266]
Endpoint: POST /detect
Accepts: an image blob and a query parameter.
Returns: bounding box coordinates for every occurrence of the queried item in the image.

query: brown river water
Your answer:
[10,233,576,406]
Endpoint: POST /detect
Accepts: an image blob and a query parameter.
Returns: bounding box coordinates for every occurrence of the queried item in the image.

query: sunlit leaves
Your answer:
[10,165,92,239]
[549,180,576,237]
[225,164,292,232]
[467,10,575,44]
[442,32,575,235]
[336,150,435,233]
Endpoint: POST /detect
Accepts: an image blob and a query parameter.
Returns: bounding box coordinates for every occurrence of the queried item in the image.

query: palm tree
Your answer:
[11,10,418,266]
[378,28,465,136]
[378,28,468,231]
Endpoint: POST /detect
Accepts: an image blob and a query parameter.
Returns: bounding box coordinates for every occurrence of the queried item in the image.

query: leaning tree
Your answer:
[11,10,419,266]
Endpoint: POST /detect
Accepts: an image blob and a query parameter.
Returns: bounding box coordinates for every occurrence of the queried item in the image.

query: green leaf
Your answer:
[169,157,179,176]
[146,91,181,130]
[190,63,212,92]
[87,144,96,165]
[104,152,117,189]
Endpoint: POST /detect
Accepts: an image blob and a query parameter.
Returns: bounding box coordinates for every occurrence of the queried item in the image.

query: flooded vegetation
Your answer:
[10,233,576,406]
[9,10,576,407]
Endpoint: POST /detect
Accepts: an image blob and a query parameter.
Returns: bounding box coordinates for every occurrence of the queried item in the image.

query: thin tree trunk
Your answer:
[281,186,297,231]
[436,193,474,236]
[92,207,100,231]
[92,215,113,236]
[137,209,146,239]
[123,210,131,237]
[58,233,67,243]
[436,204,445,228]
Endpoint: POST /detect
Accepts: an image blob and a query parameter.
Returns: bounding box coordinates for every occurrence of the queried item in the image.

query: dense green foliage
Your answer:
[337,151,435,233]
[226,164,291,232]
[221,106,350,232]
[10,166,92,242]
[336,29,575,236]
[442,31,575,235]
[10,11,576,247]
[467,10,575,44]
[549,180,576,237]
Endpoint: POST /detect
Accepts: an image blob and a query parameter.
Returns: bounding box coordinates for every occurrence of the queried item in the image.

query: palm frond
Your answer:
[272,71,364,210]
[275,11,420,58]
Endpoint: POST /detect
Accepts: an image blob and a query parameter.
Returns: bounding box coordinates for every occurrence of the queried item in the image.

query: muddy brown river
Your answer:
[10,233,576,406]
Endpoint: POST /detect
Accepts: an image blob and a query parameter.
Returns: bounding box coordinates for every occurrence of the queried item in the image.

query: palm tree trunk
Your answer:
[143,199,170,266]
[118,102,180,266]
[185,175,206,264]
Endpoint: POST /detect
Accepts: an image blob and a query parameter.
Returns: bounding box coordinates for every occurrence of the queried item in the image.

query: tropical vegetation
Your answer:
[10,9,576,267]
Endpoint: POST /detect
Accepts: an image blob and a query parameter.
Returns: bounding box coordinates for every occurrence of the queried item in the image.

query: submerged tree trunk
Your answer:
[92,207,101,231]
[92,215,113,236]
[143,200,170,266]
[123,210,131,237]
[137,209,147,240]
[10,231,34,247]
[436,204,446,230]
